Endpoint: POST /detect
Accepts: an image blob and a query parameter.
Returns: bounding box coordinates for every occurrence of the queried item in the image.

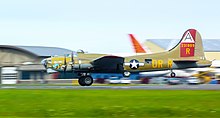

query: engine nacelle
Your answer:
[73,64,93,70]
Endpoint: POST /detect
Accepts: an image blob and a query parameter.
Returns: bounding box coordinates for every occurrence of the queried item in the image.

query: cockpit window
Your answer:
[66,51,78,57]
[77,49,85,53]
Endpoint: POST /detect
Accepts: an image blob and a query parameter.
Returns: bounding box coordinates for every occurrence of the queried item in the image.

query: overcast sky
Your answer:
[0,0,220,54]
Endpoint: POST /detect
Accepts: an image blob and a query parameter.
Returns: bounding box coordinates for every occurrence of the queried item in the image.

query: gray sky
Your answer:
[0,0,220,53]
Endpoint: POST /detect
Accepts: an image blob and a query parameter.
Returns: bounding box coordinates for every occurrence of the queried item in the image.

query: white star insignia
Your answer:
[131,60,138,69]
[124,59,144,69]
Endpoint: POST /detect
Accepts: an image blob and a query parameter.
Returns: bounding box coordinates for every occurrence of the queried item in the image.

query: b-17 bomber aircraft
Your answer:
[42,29,212,86]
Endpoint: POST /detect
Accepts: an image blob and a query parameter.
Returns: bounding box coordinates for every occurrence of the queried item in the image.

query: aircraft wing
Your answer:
[91,56,124,73]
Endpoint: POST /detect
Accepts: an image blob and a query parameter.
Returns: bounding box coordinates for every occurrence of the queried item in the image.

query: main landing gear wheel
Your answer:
[78,77,86,86]
[78,76,93,86]
[170,72,176,77]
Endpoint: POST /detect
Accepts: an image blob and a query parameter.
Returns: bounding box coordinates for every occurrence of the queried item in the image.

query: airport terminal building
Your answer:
[0,45,72,83]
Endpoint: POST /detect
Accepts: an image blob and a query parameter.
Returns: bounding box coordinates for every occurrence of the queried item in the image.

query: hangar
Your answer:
[0,45,72,83]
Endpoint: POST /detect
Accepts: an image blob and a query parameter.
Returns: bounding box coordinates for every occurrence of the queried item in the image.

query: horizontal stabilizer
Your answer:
[173,60,197,69]
[173,59,198,62]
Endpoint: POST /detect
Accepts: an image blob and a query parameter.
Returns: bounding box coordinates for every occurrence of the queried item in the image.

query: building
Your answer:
[0,45,73,83]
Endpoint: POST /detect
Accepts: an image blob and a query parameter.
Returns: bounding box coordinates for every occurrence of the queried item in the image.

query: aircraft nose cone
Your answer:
[41,59,47,68]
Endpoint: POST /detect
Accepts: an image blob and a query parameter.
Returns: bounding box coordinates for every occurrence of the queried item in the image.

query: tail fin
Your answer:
[129,34,146,53]
[169,29,205,59]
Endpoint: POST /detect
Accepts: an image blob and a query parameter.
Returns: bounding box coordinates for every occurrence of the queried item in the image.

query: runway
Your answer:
[1,84,220,90]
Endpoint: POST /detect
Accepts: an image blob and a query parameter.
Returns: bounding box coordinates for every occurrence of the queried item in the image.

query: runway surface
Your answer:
[1,84,220,90]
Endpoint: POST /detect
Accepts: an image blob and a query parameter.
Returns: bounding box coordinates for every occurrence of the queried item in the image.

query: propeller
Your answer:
[63,54,67,72]
[62,52,75,72]
[71,51,75,71]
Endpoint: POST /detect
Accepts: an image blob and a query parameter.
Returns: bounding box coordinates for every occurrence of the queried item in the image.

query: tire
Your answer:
[84,76,93,86]
[170,72,176,77]
[78,77,86,86]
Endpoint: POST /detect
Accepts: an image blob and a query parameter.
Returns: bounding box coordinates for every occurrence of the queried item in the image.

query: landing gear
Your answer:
[123,71,131,77]
[78,76,93,86]
[78,77,86,86]
[170,72,176,77]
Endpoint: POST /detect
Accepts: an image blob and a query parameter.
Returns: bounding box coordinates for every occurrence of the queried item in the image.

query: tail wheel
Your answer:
[123,71,131,77]
[171,72,176,77]
[78,76,93,86]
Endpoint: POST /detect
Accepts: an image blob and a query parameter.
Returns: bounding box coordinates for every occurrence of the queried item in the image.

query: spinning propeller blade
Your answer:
[71,52,74,71]
[63,55,67,72]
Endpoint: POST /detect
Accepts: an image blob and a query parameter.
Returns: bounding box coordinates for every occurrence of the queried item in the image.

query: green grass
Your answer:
[0,90,220,118]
